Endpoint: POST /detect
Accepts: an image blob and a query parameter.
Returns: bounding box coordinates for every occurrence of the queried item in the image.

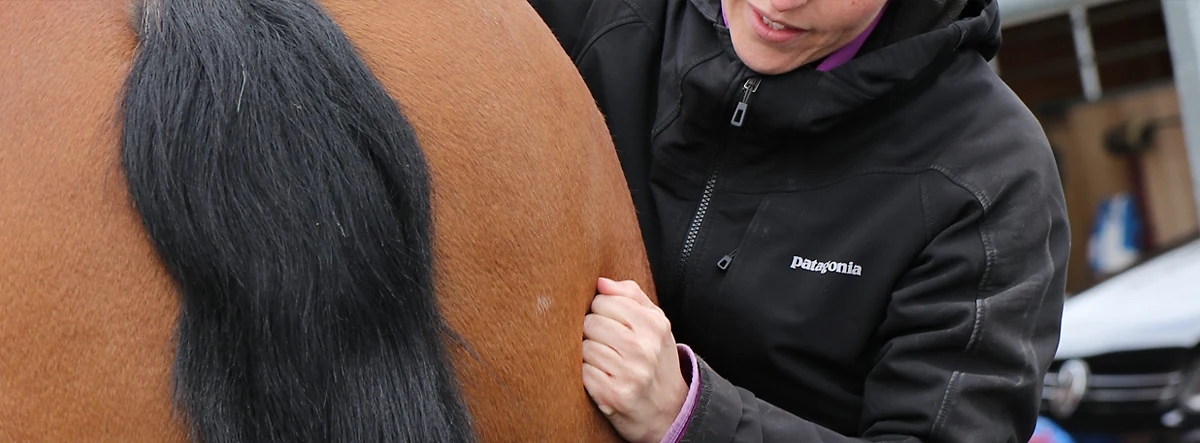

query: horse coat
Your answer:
[0,1,652,441]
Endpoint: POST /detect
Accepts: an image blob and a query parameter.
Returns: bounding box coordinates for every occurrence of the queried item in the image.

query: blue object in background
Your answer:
[1087,192,1143,277]
[1030,416,1076,443]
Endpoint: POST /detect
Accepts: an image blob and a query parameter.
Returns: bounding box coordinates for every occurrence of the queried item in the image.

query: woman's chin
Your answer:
[737,52,803,76]
[729,37,810,75]
[742,59,795,75]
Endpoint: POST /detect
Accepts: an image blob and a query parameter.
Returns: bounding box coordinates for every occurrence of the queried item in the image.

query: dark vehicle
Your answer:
[1042,239,1200,442]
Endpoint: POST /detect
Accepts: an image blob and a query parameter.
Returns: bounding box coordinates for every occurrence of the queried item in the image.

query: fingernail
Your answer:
[598,404,614,416]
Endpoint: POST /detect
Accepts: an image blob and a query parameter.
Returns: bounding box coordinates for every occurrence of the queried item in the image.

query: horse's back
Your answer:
[321,0,652,441]
[0,2,183,441]
[0,0,647,441]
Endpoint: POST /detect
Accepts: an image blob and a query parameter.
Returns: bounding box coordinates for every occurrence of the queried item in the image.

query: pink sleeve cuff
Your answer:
[659,343,701,443]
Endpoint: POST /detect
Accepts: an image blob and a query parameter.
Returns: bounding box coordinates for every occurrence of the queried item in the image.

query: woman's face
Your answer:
[722,0,888,75]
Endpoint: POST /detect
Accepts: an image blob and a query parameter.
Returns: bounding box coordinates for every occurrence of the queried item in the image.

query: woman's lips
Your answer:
[746,4,806,44]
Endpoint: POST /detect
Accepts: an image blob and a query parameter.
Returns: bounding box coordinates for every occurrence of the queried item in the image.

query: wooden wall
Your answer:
[998,0,1196,294]
[1042,83,1198,294]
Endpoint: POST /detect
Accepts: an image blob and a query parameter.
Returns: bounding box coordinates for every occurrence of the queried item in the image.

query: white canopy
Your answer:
[1055,239,1200,360]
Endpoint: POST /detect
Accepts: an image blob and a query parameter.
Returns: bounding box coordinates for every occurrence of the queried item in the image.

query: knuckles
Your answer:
[582,314,600,334]
[648,315,671,336]
[580,338,600,357]
[612,384,637,410]
[628,366,654,386]
[616,328,641,353]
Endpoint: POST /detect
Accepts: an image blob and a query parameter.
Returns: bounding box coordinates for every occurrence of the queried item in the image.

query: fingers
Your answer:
[582,338,623,376]
[598,277,654,307]
[583,313,636,358]
[591,292,671,340]
[589,293,641,329]
[582,362,616,416]
[594,278,662,334]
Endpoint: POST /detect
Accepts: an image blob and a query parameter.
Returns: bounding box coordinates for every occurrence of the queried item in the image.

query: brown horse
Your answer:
[0,0,652,441]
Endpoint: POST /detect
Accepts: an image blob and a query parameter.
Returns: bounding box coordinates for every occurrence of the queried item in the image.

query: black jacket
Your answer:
[530,0,1070,441]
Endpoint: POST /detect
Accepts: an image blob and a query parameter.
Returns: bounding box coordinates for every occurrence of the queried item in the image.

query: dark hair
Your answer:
[120,1,474,441]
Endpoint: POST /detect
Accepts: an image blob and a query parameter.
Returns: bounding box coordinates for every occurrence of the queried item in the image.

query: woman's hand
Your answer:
[582,277,689,443]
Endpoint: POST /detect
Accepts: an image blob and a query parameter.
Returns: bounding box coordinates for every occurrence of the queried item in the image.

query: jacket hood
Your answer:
[678,0,1002,136]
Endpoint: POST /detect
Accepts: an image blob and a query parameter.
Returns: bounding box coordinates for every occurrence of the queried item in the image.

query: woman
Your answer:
[530,0,1070,441]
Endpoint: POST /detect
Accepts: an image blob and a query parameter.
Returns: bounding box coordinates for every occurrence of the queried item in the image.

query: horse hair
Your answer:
[119,0,475,441]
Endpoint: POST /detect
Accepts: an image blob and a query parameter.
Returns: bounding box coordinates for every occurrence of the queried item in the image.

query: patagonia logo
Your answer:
[790,255,862,276]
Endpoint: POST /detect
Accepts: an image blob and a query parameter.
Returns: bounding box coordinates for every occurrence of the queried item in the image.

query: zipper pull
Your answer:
[717,249,739,271]
[730,77,761,127]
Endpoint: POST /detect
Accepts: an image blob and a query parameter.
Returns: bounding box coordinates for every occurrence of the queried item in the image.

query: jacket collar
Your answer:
[670,0,1000,136]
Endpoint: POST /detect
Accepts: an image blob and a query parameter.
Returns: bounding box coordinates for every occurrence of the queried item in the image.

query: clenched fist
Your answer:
[582,277,688,443]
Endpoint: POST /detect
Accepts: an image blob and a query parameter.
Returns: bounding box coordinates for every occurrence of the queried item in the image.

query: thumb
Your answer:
[596,277,626,295]
[599,277,653,306]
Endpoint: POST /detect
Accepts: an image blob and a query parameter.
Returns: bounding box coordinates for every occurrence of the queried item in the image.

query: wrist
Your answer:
[644,346,698,443]
[654,344,701,443]
[639,375,687,443]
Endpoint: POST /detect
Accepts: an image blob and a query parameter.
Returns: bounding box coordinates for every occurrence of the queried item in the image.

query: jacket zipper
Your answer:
[672,76,761,294]
[716,249,739,271]
[729,77,759,127]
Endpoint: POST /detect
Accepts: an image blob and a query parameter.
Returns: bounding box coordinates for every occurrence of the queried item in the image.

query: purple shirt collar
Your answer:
[721,2,889,72]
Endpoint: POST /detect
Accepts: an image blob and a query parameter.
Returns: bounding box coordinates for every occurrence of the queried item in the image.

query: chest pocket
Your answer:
[696,186,926,370]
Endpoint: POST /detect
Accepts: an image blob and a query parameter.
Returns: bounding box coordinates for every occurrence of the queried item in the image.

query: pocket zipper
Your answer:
[716,249,739,271]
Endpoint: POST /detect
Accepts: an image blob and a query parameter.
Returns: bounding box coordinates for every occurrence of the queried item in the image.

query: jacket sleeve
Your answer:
[677,169,1070,443]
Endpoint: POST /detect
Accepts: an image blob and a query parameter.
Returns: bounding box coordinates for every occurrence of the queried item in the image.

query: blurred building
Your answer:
[994,0,1200,295]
